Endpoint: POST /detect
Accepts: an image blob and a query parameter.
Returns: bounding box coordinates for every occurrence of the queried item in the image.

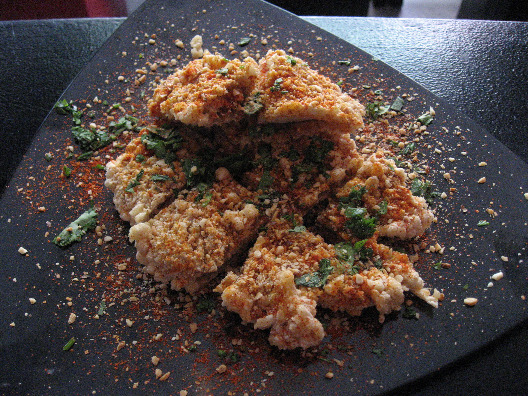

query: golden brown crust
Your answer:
[254,50,364,131]
[148,53,258,127]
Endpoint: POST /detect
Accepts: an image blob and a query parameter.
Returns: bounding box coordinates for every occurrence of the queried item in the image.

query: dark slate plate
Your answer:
[1,0,527,395]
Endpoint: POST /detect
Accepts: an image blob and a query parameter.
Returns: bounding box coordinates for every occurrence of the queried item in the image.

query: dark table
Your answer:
[1,13,527,395]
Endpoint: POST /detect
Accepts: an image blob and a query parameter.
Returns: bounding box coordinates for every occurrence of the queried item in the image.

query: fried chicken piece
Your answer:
[216,215,331,349]
[129,168,263,293]
[242,122,362,211]
[319,151,434,240]
[320,238,438,323]
[104,136,186,225]
[149,53,258,127]
[253,50,364,132]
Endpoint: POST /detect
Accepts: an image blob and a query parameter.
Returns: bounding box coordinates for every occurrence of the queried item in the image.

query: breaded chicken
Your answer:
[242,122,362,210]
[319,151,434,240]
[104,136,186,225]
[129,168,263,293]
[148,53,258,127]
[320,238,438,323]
[216,215,331,349]
[252,50,365,132]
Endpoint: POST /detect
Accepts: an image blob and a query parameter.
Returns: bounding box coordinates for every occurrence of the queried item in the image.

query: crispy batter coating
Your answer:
[242,122,362,211]
[253,50,364,131]
[129,169,263,293]
[148,53,258,127]
[319,151,434,240]
[320,238,438,323]
[217,216,330,349]
[349,152,434,239]
[104,137,185,225]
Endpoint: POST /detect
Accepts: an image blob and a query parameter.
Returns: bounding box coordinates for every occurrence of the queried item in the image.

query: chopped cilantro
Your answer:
[63,337,76,351]
[216,68,229,76]
[270,78,283,92]
[417,113,434,126]
[371,348,383,357]
[94,164,105,170]
[217,349,228,358]
[71,126,113,152]
[463,284,469,290]
[54,99,75,115]
[402,306,418,319]
[377,200,388,216]
[53,207,98,248]
[126,169,144,193]
[339,185,367,208]
[334,239,372,271]
[295,258,334,288]
[410,179,439,205]
[337,80,344,87]
[286,56,297,65]
[400,142,416,156]
[97,301,107,316]
[390,96,405,112]
[433,262,444,270]
[151,174,170,182]
[62,165,72,178]
[238,37,251,47]
[477,220,490,227]
[338,60,351,66]
[141,126,183,164]
[243,91,263,115]
[374,89,383,95]
[135,154,145,163]
[365,102,388,120]
[283,214,306,233]
[344,207,377,239]
[108,115,140,135]
[44,153,54,162]
[77,151,93,161]
[194,183,213,207]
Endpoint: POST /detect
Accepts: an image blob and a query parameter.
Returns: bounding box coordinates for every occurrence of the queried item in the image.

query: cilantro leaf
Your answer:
[295,258,334,288]
[243,92,263,115]
[390,96,405,112]
[126,169,144,193]
[53,208,98,247]
[417,113,434,126]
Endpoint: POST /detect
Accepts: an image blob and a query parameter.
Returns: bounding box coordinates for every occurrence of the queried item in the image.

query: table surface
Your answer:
[0,12,527,395]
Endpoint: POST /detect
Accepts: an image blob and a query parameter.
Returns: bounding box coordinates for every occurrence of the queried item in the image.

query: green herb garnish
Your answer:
[135,154,145,163]
[417,113,434,126]
[338,60,351,66]
[141,126,183,164]
[258,170,274,190]
[77,151,93,161]
[371,348,383,357]
[477,220,490,227]
[126,169,144,193]
[98,301,107,316]
[238,37,251,47]
[270,78,283,92]
[53,207,98,247]
[63,337,76,351]
[402,306,418,319]
[63,165,72,178]
[365,102,388,120]
[390,96,405,112]
[400,142,416,156]
[243,91,263,115]
[151,174,170,182]
[44,153,54,162]
[344,207,377,240]
[295,258,334,288]
[216,68,229,76]
[286,56,297,65]
[410,179,439,205]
